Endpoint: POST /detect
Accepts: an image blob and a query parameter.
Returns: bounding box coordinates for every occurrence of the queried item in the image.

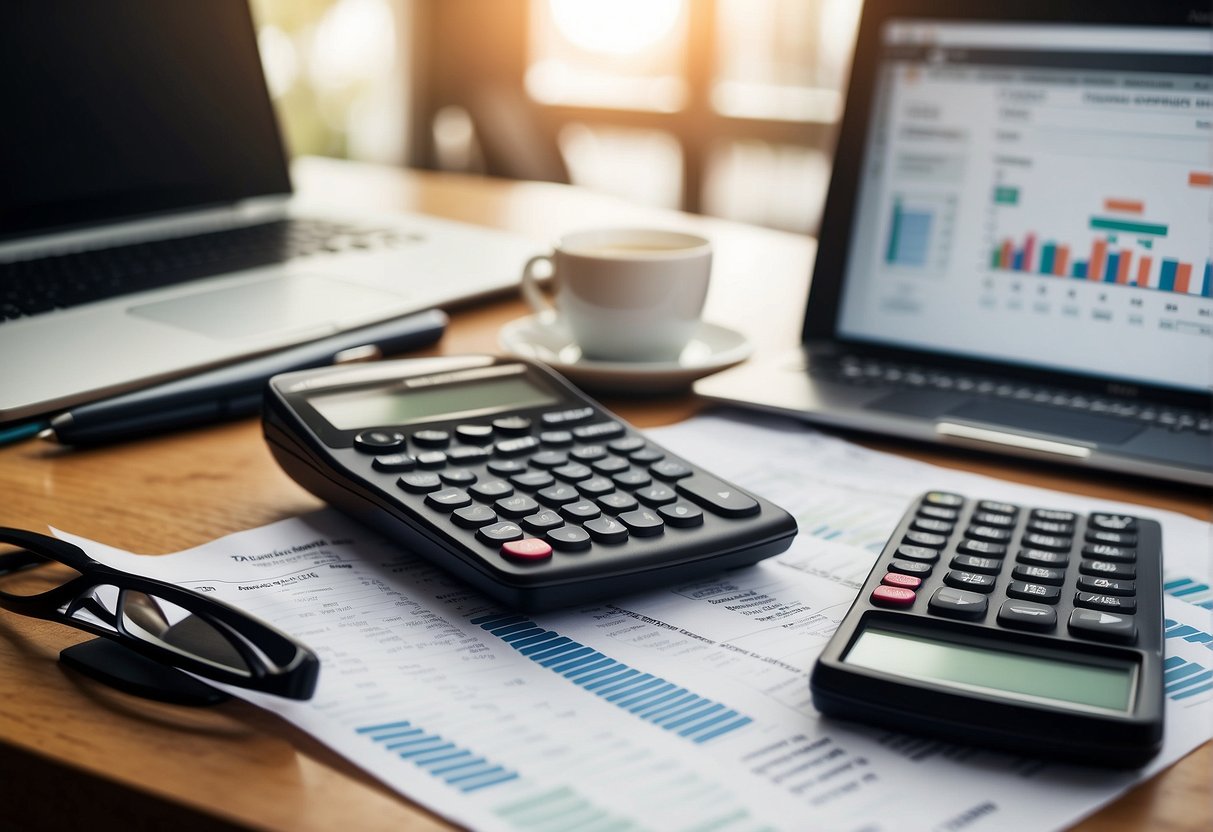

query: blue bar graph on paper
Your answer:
[1164,576,1213,610]
[471,613,753,744]
[1162,655,1213,701]
[356,720,519,793]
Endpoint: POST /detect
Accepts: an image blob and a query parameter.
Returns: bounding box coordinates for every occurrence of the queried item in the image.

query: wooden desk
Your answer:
[0,158,1208,831]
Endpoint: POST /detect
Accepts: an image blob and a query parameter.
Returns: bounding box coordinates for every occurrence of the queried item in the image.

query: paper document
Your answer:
[58,413,1211,832]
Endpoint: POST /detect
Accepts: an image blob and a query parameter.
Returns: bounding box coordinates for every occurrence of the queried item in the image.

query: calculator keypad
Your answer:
[865,492,1161,647]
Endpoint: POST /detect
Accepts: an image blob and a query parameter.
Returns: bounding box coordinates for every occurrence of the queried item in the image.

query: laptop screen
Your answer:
[0,0,290,239]
[834,20,1212,394]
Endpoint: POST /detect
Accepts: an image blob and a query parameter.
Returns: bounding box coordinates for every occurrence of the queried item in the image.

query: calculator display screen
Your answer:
[845,628,1135,712]
[309,376,559,430]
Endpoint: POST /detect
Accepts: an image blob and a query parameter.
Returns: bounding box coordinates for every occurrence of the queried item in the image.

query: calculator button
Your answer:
[411,429,450,448]
[1074,592,1137,614]
[440,468,477,486]
[492,416,533,436]
[944,571,996,593]
[546,525,592,551]
[553,463,594,483]
[537,484,581,507]
[965,525,1013,544]
[573,421,626,441]
[488,459,528,476]
[541,407,594,427]
[608,436,646,455]
[997,600,1057,632]
[924,492,964,507]
[903,531,947,549]
[957,539,1007,558]
[455,424,494,445]
[971,512,1015,528]
[577,476,615,497]
[470,480,514,501]
[416,451,447,469]
[619,509,665,537]
[522,509,565,533]
[1085,530,1137,547]
[1081,544,1135,563]
[495,436,541,457]
[950,555,1001,575]
[635,485,678,506]
[658,502,704,528]
[500,538,553,563]
[1026,519,1074,536]
[613,469,652,489]
[539,430,573,447]
[397,472,442,493]
[495,495,540,518]
[530,451,569,469]
[1016,549,1069,568]
[584,516,629,544]
[426,488,472,512]
[591,456,630,475]
[448,445,490,463]
[1076,576,1136,596]
[1021,533,1071,552]
[1011,565,1065,586]
[1068,609,1136,644]
[881,572,922,590]
[630,447,665,465]
[888,560,932,577]
[372,453,416,472]
[976,500,1017,516]
[871,586,916,608]
[928,587,988,620]
[675,476,760,518]
[452,505,497,529]
[597,491,639,513]
[911,517,954,534]
[476,521,524,545]
[569,444,608,462]
[651,460,694,481]
[1006,581,1061,604]
[560,500,602,522]
[917,505,959,521]
[511,471,555,491]
[896,544,939,563]
[1031,508,1076,523]
[1080,560,1135,580]
[354,430,405,453]
[1089,513,1137,533]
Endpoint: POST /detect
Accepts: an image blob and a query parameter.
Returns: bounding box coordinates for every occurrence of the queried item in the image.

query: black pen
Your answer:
[41,309,449,446]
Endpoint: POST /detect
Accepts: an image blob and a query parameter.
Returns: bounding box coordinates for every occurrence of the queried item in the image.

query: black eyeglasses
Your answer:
[0,527,319,701]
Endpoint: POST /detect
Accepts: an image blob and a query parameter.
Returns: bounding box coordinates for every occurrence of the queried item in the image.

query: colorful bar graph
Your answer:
[1115,251,1132,285]
[1053,245,1069,276]
[1175,263,1192,294]
[1136,256,1152,288]
[1089,239,1108,283]
[471,613,753,744]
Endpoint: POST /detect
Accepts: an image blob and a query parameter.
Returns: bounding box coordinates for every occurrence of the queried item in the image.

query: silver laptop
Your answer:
[0,0,538,423]
[697,0,1213,487]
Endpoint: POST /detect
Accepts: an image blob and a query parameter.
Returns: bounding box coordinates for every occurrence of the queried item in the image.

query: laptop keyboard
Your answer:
[829,355,1211,436]
[0,219,409,320]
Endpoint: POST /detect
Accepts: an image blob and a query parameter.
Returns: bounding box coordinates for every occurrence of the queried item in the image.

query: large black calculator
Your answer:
[810,491,1165,767]
[264,355,797,610]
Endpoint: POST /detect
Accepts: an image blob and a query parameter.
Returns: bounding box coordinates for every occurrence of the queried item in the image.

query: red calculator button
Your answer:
[882,572,922,590]
[871,586,916,607]
[501,538,553,563]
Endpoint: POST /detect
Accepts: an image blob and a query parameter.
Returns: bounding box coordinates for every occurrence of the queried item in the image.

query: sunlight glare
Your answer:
[548,0,683,56]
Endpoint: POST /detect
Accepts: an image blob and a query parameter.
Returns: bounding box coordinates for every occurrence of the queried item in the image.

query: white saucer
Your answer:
[499,313,752,395]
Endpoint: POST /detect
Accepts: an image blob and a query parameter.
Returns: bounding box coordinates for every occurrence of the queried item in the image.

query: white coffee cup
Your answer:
[520,228,712,362]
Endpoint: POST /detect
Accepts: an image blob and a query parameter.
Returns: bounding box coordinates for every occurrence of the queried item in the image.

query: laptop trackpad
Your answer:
[943,400,1143,445]
[128,275,405,341]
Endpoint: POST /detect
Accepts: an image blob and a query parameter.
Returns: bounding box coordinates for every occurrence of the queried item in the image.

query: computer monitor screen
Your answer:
[835,21,1212,393]
[0,0,290,238]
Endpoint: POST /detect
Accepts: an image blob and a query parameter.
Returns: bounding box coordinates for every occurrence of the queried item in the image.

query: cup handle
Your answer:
[521,254,555,315]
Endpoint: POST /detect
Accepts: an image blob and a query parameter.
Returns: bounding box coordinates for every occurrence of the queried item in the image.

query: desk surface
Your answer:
[0,158,1208,832]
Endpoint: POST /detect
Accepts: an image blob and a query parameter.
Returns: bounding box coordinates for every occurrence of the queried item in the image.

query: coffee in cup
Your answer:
[520,228,712,362]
